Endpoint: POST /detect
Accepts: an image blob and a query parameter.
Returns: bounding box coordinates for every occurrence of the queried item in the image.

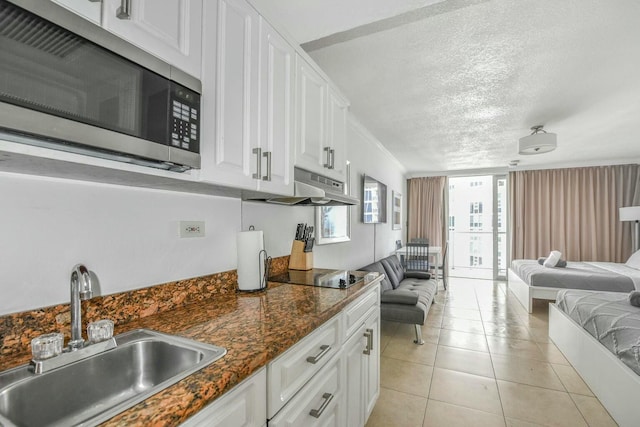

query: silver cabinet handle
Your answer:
[262,151,272,181]
[309,392,334,418]
[363,330,371,355]
[116,0,131,19]
[323,146,331,168]
[306,344,331,364]
[328,148,335,169]
[252,148,262,179]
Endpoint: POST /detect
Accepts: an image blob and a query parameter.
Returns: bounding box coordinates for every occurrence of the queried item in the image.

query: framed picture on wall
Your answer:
[315,206,351,244]
[392,191,402,230]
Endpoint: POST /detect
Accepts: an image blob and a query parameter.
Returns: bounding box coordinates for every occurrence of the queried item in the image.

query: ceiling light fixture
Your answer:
[518,125,557,155]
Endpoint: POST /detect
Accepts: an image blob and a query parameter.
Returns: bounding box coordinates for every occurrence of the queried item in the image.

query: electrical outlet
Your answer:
[179,221,205,238]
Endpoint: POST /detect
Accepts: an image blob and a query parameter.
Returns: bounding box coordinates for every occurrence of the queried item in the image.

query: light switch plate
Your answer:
[179,221,205,238]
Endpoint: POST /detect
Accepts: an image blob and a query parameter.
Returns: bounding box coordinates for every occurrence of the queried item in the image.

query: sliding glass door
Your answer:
[448,175,508,280]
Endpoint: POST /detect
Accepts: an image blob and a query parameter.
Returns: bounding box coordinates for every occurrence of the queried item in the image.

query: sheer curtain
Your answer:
[509,164,640,262]
[407,176,446,247]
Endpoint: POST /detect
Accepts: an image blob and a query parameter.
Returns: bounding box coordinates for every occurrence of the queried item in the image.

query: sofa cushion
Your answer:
[404,271,432,280]
[381,277,437,325]
[359,261,393,291]
[381,289,419,305]
[380,256,405,289]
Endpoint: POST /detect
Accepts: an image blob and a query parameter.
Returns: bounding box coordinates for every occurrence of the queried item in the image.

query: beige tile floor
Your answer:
[366,277,618,427]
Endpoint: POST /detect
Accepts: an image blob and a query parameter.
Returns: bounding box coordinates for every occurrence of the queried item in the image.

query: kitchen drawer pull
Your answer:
[323,146,331,168]
[306,344,331,364]
[262,151,272,181]
[364,328,374,355]
[309,392,334,418]
[252,148,262,179]
[363,330,371,355]
[328,148,335,169]
[116,0,131,19]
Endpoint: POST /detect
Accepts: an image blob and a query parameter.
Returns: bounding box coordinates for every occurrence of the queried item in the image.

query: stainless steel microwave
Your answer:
[0,0,201,171]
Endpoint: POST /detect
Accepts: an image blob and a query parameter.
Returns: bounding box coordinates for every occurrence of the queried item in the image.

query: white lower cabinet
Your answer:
[268,285,380,427]
[181,284,380,427]
[181,368,266,427]
[343,293,381,426]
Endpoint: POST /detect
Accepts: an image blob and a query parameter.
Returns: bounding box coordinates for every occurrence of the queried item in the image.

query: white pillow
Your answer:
[544,250,562,268]
[626,249,640,270]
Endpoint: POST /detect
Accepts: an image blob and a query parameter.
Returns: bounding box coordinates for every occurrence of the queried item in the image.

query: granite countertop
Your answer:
[91,272,382,426]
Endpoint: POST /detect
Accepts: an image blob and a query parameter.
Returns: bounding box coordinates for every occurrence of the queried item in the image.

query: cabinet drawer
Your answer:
[267,314,341,418]
[269,351,344,427]
[344,286,380,339]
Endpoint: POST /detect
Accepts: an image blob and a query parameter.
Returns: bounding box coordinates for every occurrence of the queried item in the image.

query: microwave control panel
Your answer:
[170,83,200,153]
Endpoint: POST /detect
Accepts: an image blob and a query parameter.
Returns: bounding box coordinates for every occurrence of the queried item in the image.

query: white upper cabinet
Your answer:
[102,0,203,79]
[257,18,294,194]
[200,0,293,196]
[201,0,260,190]
[295,54,348,181]
[52,0,203,78]
[295,56,327,175]
[51,0,101,24]
[327,88,348,181]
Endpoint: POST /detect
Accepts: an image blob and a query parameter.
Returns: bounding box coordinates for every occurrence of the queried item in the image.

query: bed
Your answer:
[549,290,640,427]
[508,259,640,313]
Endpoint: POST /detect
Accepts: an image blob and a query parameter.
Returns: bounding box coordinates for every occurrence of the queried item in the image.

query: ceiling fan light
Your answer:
[518,131,557,155]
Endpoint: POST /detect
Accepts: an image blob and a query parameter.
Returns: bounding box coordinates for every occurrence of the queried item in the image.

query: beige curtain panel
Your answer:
[509,164,640,262]
[407,176,446,247]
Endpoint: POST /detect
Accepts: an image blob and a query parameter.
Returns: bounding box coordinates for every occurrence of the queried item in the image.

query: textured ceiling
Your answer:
[262,0,640,174]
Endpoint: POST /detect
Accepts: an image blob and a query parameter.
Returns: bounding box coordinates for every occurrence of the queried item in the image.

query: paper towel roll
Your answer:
[237,230,265,291]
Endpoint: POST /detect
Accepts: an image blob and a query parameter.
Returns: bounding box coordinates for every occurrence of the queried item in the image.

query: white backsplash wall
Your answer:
[0,172,241,316]
[242,115,406,271]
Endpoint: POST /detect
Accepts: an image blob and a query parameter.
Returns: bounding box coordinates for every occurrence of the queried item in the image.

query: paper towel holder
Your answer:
[236,226,271,293]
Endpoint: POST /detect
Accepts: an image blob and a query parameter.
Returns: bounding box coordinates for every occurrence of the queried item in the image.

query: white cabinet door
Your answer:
[295,55,328,174]
[102,0,203,78]
[327,88,348,181]
[257,18,294,195]
[344,324,366,427]
[363,309,380,422]
[201,0,260,189]
[181,368,266,427]
[51,0,101,24]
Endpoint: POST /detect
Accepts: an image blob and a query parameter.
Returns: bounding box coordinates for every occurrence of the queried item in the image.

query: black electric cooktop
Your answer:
[269,268,366,289]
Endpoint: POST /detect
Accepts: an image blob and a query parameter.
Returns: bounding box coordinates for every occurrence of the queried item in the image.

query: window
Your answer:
[469,256,483,266]
[470,202,483,214]
[448,215,455,230]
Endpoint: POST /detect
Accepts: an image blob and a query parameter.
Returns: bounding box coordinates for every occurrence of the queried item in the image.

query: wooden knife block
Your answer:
[289,240,313,271]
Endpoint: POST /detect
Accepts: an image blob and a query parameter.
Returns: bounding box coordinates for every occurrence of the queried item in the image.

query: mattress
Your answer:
[510,259,639,292]
[556,290,640,375]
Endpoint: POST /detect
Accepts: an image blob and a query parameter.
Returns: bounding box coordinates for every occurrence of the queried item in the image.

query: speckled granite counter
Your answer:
[0,270,382,426]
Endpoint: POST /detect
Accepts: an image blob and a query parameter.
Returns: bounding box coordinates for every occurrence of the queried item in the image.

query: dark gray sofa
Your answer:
[360,255,438,344]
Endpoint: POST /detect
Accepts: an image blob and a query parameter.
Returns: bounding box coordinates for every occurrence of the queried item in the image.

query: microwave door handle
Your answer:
[117,0,132,19]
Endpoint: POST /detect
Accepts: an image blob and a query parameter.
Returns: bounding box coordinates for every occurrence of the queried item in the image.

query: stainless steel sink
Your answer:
[0,329,226,427]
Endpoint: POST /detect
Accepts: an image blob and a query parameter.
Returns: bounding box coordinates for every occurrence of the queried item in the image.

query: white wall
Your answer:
[0,172,241,315]
[0,115,405,315]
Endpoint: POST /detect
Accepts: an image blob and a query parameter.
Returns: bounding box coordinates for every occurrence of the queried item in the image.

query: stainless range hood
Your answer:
[246,168,359,206]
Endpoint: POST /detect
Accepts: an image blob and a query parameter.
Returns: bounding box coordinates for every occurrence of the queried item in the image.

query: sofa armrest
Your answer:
[381,289,419,305]
[404,271,431,280]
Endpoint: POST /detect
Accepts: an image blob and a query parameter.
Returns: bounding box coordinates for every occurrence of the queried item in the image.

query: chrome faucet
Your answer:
[68,264,94,351]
